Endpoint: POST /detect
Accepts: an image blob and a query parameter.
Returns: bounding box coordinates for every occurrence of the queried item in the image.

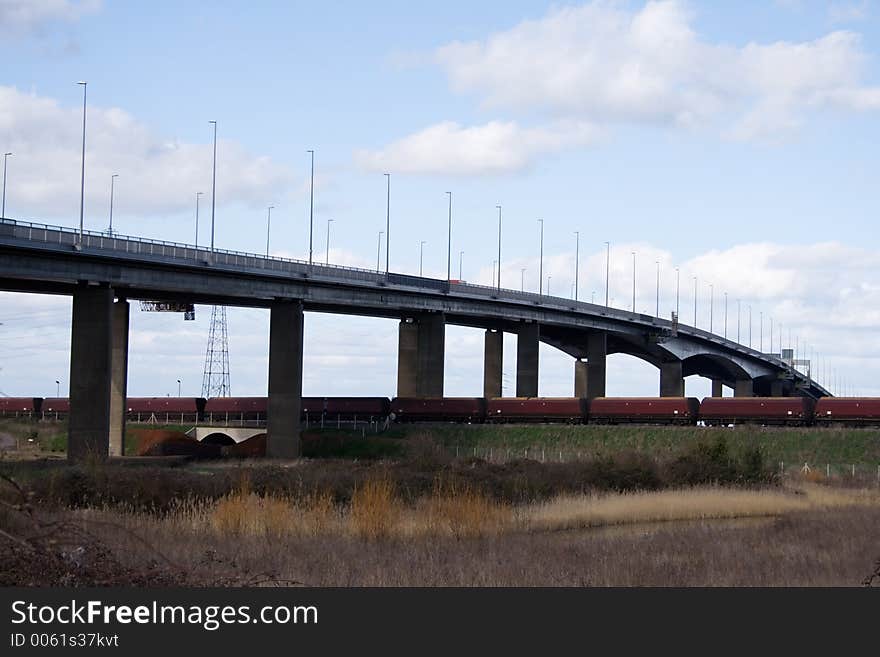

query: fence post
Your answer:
[852,464,855,478]
[826,463,830,478]
[780,461,784,476]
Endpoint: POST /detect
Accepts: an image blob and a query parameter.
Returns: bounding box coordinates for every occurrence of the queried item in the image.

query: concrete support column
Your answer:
[516,322,539,397]
[68,285,114,462]
[267,300,303,458]
[574,359,588,398]
[586,333,606,399]
[711,378,723,398]
[483,329,503,398]
[660,361,685,397]
[397,313,445,398]
[109,299,129,457]
[770,380,785,397]
[734,378,754,398]
[417,313,445,398]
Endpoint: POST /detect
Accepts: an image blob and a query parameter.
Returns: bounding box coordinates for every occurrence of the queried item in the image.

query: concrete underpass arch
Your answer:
[681,354,751,386]
[201,432,236,446]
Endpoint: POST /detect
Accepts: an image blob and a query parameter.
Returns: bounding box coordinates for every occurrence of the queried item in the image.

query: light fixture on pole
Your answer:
[538,219,544,295]
[547,275,552,296]
[574,231,580,302]
[107,174,118,235]
[384,173,390,273]
[177,379,181,397]
[209,120,217,252]
[496,205,502,291]
[492,260,496,286]
[265,205,274,256]
[446,191,452,282]
[325,218,334,265]
[521,267,526,292]
[77,81,87,245]
[1,152,11,218]
[377,231,383,272]
[604,242,610,307]
[308,150,315,264]
[420,240,426,277]
[194,192,203,246]
[55,380,60,397]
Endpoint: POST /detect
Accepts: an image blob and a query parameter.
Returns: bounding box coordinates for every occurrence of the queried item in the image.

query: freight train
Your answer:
[4,395,880,427]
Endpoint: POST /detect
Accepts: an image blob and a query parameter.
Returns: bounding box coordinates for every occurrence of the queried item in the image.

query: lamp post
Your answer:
[1,152,11,218]
[737,299,741,343]
[265,205,274,256]
[709,283,714,334]
[308,150,315,264]
[547,275,552,296]
[492,260,496,286]
[574,231,580,302]
[446,191,452,281]
[759,311,763,352]
[538,219,544,295]
[693,276,698,327]
[325,218,334,265]
[675,267,680,320]
[420,241,426,277]
[723,292,728,339]
[770,317,774,354]
[521,267,526,292]
[631,251,636,313]
[655,260,660,317]
[107,174,118,235]
[77,81,87,245]
[377,231,383,272]
[604,241,610,307]
[384,173,390,273]
[55,380,60,397]
[177,379,181,397]
[194,192,203,246]
[459,250,464,280]
[496,205,502,291]
[748,305,752,348]
[209,120,217,252]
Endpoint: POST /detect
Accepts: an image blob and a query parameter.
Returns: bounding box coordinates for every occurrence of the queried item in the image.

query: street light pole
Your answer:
[55,380,60,397]
[1,152,11,218]
[675,267,680,320]
[709,283,713,334]
[492,260,496,286]
[420,241,426,277]
[604,242,610,307]
[325,218,334,265]
[377,231,383,272]
[308,150,315,264]
[748,305,752,348]
[459,250,464,280]
[195,192,203,246]
[177,379,181,397]
[631,251,636,313]
[521,267,526,292]
[655,260,660,317]
[760,311,763,352]
[77,81,87,245]
[108,174,118,234]
[737,299,741,343]
[496,205,502,291]
[446,191,452,282]
[538,219,544,295]
[265,205,274,256]
[209,120,217,252]
[724,292,728,339]
[693,276,698,327]
[384,173,390,273]
[574,231,580,302]
[547,275,552,296]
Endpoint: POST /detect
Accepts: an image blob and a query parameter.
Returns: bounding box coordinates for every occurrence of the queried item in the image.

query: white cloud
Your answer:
[433,1,880,140]
[0,86,296,222]
[828,1,870,24]
[354,120,600,175]
[0,0,100,31]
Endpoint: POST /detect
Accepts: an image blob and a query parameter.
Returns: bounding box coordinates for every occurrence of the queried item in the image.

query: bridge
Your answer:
[0,217,829,460]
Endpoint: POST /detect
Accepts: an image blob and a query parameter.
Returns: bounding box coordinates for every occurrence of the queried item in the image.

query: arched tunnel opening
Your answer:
[201,432,236,446]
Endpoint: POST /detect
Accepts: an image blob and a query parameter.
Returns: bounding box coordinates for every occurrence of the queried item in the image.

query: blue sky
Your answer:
[2,0,880,399]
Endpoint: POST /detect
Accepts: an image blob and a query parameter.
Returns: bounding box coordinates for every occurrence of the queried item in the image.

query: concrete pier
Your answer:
[109,298,129,457]
[68,285,114,462]
[397,313,445,398]
[483,329,503,398]
[734,379,754,397]
[711,378,723,398]
[516,322,539,397]
[586,333,607,399]
[266,300,304,458]
[660,361,685,397]
[574,359,588,398]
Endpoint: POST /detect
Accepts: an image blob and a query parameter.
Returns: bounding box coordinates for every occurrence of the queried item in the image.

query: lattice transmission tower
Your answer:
[201,305,231,398]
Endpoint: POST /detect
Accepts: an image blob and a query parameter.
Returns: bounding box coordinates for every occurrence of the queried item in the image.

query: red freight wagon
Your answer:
[203,397,267,422]
[699,397,814,426]
[589,397,700,425]
[486,397,586,423]
[126,397,204,423]
[40,398,70,418]
[0,397,41,416]
[304,397,390,418]
[814,397,880,426]
[390,397,486,422]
